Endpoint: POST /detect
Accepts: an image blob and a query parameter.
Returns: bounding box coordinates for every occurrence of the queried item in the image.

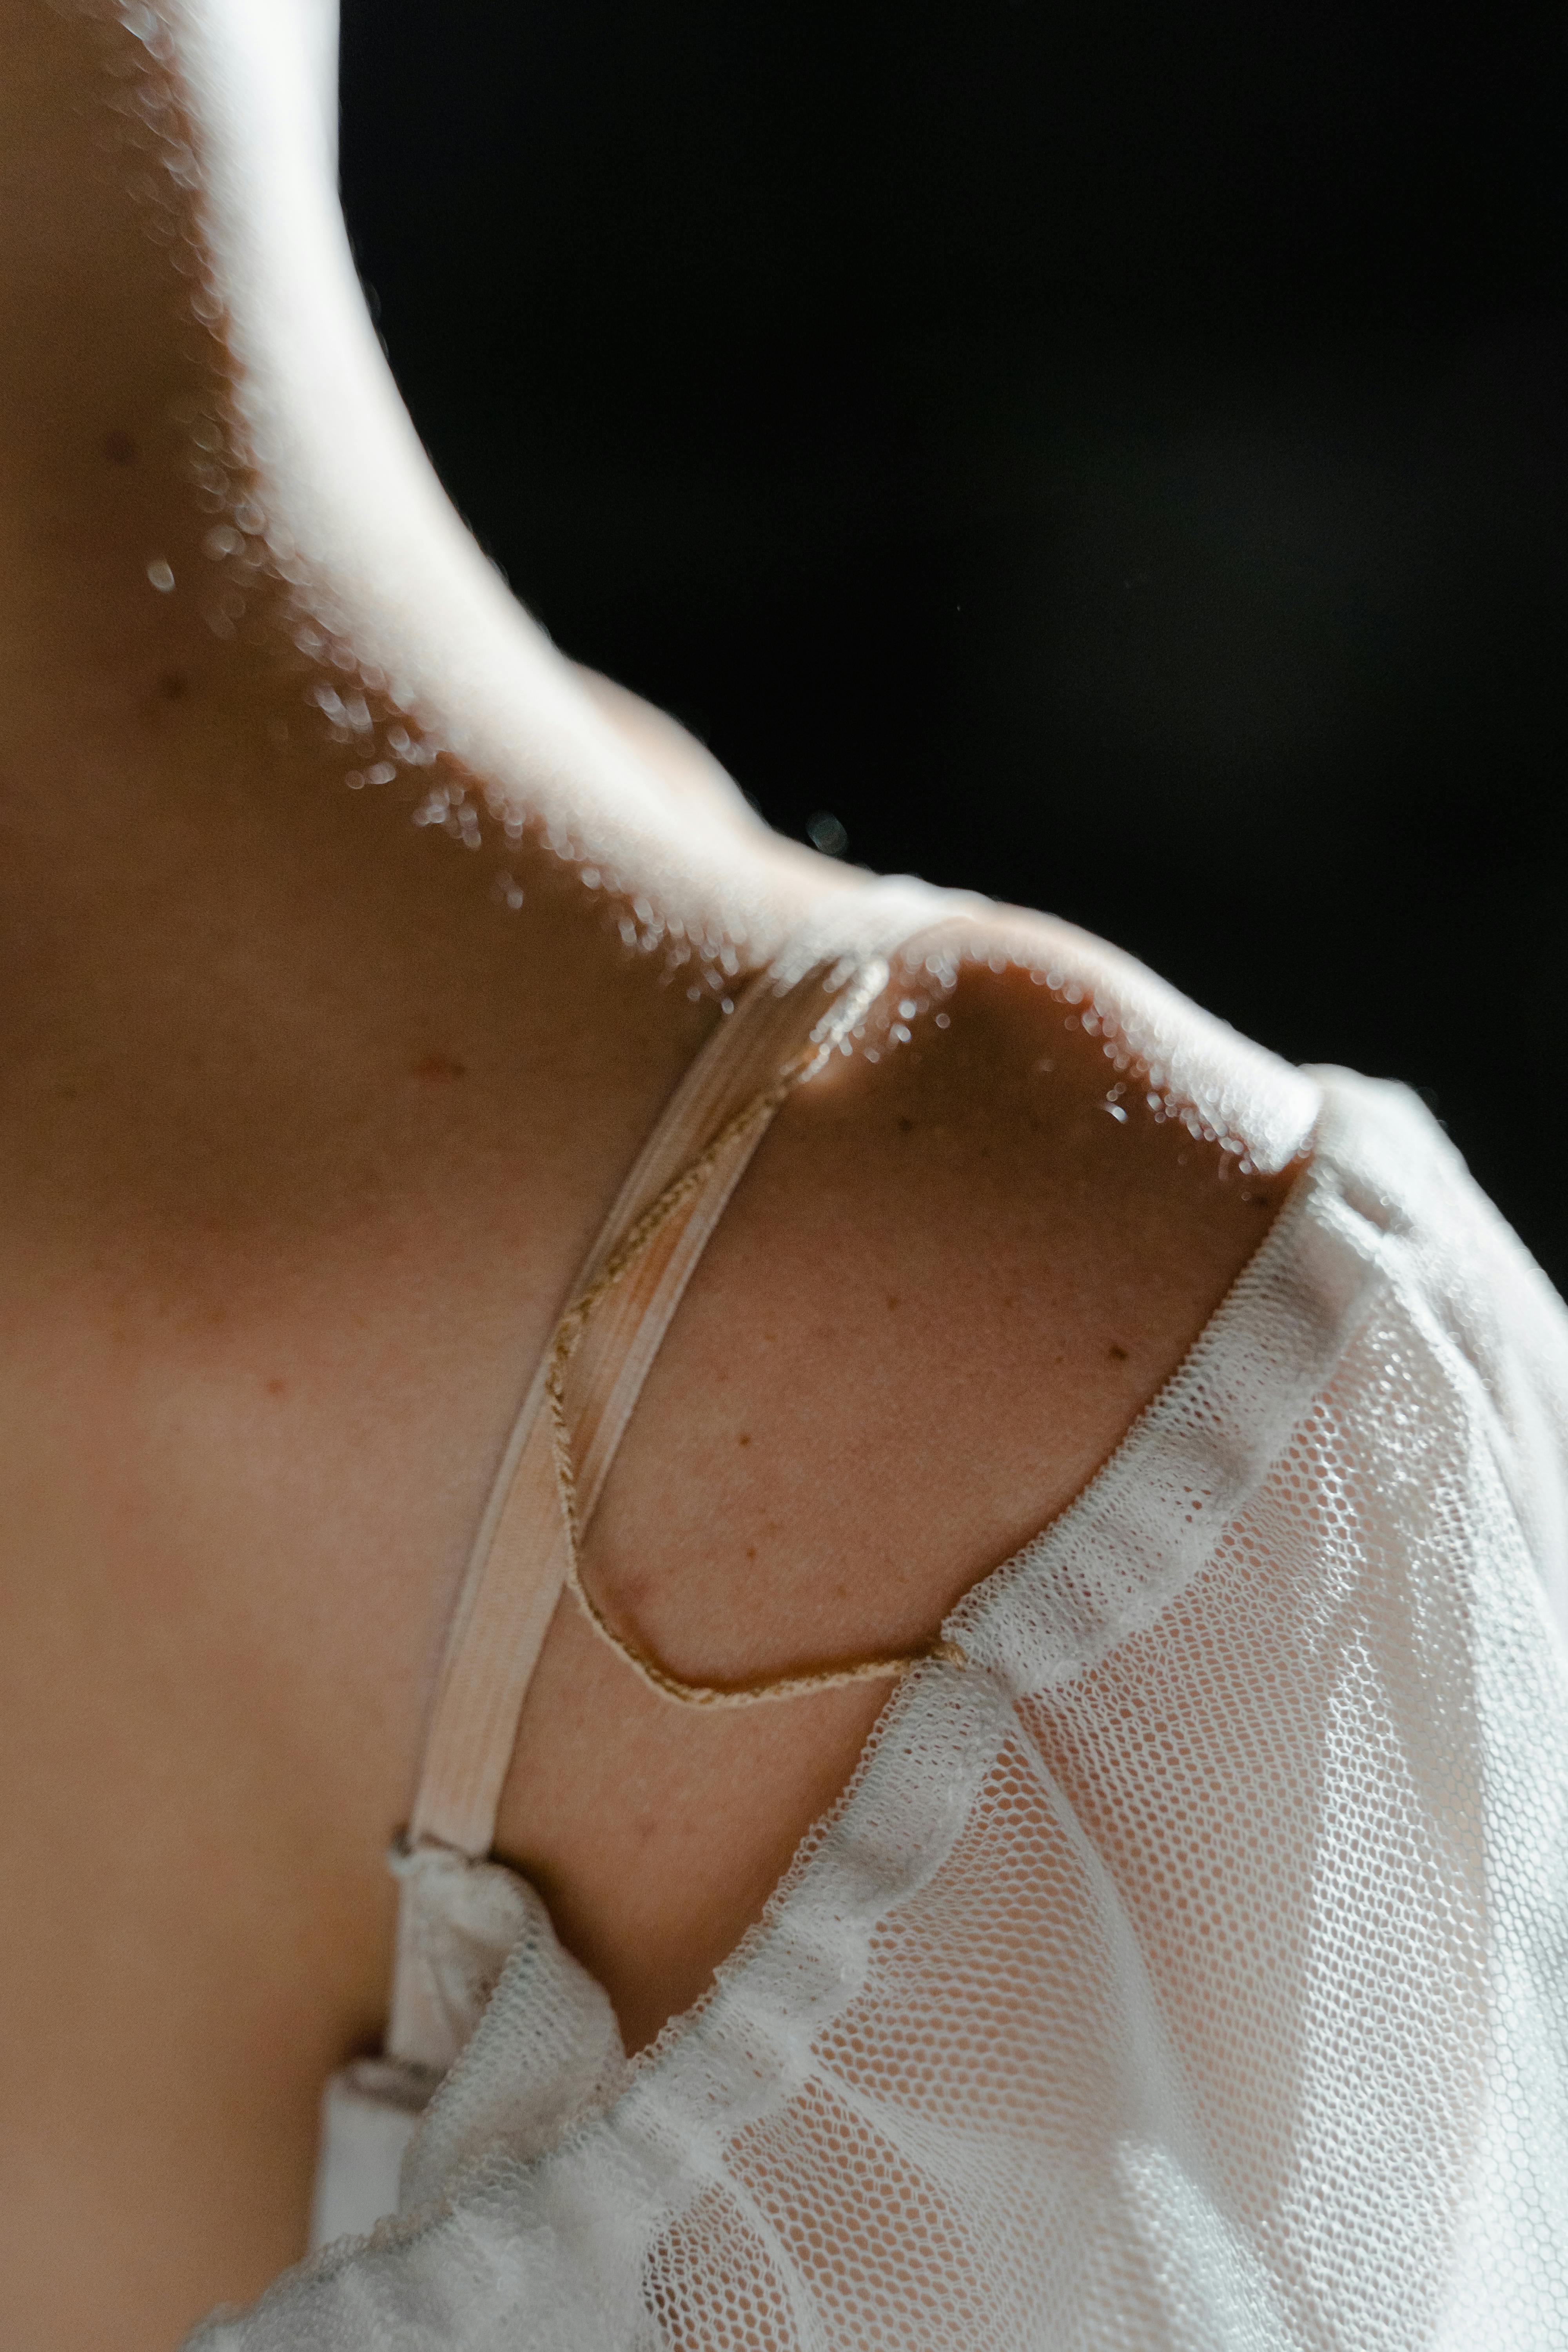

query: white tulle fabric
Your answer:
[189,1063,1568,2350]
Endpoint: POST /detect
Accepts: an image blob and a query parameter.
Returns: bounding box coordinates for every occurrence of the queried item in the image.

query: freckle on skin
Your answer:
[1108,1344,1128,1361]
[737,1432,751,1447]
[886,1294,899,1310]
[413,1053,466,1082]
[745,1545,758,1562]
[102,429,136,464]
[266,1377,287,1396]
[157,671,188,700]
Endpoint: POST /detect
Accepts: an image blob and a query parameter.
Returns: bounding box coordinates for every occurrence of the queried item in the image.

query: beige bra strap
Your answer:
[407,941,897,1860]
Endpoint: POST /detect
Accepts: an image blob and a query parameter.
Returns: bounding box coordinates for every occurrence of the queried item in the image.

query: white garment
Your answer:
[188,1024,1568,2345]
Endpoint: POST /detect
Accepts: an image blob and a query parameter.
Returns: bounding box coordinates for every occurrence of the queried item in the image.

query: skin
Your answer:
[0,4,1297,2344]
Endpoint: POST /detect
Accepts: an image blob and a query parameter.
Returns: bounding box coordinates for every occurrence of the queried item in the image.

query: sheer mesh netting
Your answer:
[192,1070,1568,2351]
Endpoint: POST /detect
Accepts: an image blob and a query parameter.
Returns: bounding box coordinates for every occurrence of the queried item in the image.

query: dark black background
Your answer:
[338,2,1567,1284]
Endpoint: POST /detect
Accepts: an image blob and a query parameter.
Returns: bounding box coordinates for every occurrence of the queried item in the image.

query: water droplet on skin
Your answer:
[1102,1103,1128,1123]
[120,4,161,49]
[146,557,175,592]
[897,1000,918,1020]
[934,1011,951,1029]
[806,811,849,858]
[203,524,243,559]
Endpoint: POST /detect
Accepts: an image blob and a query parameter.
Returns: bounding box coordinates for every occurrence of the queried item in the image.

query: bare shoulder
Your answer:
[601,894,1316,1659]
[743,898,1315,1567]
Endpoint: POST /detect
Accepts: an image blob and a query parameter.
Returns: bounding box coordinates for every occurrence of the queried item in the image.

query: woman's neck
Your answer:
[0,0,829,1034]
